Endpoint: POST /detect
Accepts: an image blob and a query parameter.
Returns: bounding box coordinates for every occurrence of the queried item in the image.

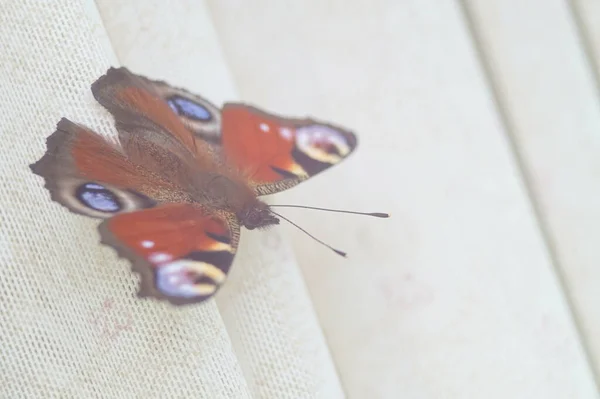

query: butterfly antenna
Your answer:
[270,210,347,258]
[271,204,389,218]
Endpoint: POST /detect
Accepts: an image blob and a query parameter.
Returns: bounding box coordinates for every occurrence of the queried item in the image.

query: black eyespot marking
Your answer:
[167,95,212,121]
[206,231,231,244]
[291,148,330,176]
[187,251,235,274]
[321,142,342,157]
[193,275,218,285]
[75,183,122,213]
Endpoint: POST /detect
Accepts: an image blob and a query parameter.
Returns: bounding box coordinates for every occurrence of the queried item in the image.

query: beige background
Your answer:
[1,0,599,398]
[208,0,600,397]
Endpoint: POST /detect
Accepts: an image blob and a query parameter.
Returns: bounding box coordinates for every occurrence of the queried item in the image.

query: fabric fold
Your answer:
[0,1,251,397]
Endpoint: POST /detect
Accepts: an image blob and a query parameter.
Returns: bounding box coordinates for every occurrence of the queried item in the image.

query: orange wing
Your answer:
[91,67,220,174]
[29,118,166,218]
[92,68,196,151]
[135,73,222,144]
[100,204,239,305]
[91,68,358,197]
[221,104,358,195]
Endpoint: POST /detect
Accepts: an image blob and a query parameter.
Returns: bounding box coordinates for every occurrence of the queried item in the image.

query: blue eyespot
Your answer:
[167,95,212,121]
[76,183,121,212]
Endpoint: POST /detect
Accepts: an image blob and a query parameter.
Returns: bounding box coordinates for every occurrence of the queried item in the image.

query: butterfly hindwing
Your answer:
[99,204,239,305]
[220,104,358,196]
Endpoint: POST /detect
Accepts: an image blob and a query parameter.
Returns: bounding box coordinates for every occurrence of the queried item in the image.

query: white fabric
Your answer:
[207,0,599,397]
[0,1,250,397]
[4,0,599,398]
[465,0,600,376]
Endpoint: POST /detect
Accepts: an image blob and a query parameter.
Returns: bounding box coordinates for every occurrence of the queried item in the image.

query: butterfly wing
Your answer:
[91,68,223,174]
[134,73,222,144]
[31,118,238,305]
[91,67,233,191]
[92,68,356,197]
[99,204,239,305]
[220,104,358,196]
[30,118,162,218]
[92,68,196,153]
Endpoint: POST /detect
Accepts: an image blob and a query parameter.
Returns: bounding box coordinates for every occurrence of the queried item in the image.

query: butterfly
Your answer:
[30,67,386,306]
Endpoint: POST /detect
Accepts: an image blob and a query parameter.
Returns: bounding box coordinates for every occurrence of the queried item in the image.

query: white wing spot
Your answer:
[259,123,270,132]
[141,240,155,248]
[279,127,293,141]
[85,183,105,190]
[149,252,173,263]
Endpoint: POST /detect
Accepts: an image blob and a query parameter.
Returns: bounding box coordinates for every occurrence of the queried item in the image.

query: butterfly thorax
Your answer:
[237,200,279,230]
[187,172,278,230]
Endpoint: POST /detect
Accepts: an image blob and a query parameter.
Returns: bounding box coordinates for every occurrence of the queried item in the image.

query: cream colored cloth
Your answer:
[3,0,600,398]
[0,0,341,398]
[208,1,600,398]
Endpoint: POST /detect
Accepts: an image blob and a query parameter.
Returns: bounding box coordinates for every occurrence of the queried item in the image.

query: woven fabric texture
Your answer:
[0,1,255,397]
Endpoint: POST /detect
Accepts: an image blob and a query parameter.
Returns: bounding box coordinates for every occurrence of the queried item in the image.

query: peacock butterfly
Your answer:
[30,67,387,306]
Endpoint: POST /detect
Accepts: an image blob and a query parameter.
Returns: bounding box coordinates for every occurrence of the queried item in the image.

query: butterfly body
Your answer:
[31,67,359,305]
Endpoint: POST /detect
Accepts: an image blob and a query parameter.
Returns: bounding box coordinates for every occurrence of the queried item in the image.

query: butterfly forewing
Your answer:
[30,118,161,218]
[220,104,358,196]
[136,74,222,144]
[91,68,220,172]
